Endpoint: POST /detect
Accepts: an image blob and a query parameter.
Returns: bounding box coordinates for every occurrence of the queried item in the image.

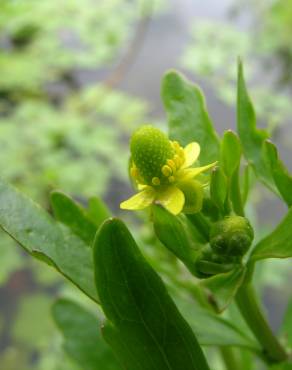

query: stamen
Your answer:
[168,176,175,183]
[173,154,182,168]
[161,165,172,177]
[167,159,176,171]
[152,177,161,186]
[172,141,180,151]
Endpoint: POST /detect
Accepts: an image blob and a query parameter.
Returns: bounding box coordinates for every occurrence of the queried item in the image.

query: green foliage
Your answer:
[1,61,292,369]
[94,218,210,370]
[53,299,120,370]
[251,206,292,261]
[0,178,97,301]
[237,61,272,189]
[50,191,98,245]
[161,70,220,165]
[263,141,292,207]
[210,166,228,214]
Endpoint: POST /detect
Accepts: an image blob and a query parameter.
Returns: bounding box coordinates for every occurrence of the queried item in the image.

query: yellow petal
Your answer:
[181,161,217,180]
[183,142,200,168]
[120,187,155,210]
[156,186,185,215]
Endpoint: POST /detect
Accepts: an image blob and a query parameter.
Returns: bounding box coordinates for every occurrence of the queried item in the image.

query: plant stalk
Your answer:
[236,282,287,363]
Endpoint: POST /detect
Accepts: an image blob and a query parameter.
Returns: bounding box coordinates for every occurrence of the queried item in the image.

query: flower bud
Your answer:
[210,216,254,257]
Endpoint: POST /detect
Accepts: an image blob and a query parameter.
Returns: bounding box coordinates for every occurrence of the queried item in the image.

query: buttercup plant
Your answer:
[0,61,292,370]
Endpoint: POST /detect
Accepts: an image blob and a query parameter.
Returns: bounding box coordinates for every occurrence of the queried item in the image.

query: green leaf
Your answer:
[0,178,97,301]
[94,218,211,370]
[176,301,260,351]
[251,206,292,261]
[220,130,243,215]
[102,323,144,370]
[280,297,292,348]
[237,60,273,190]
[51,191,97,246]
[264,140,292,207]
[270,364,292,370]
[210,166,228,214]
[86,196,111,228]
[152,205,204,276]
[201,267,246,312]
[220,130,242,178]
[162,70,220,165]
[52,298,121,370]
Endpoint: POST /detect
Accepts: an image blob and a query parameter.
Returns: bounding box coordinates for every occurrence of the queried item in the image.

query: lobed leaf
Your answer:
[162,70,220,165]
[94,218,211,370]
[0,178,97,301]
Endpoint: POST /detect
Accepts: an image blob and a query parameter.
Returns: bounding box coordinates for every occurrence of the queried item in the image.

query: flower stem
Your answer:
[236,282,287,363]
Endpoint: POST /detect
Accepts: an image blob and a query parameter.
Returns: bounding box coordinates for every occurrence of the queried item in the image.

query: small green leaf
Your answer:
[0,178,97,301]
[251,207,292,261]
[201,267,246,312]
[51,191,97,246]
[264,140,292,207]
[86,196,111,228]
[237,60,273,191]
[210,166,228,214]
[221,130,242,178]
[220,130,244,215]
[152,205,203,276]
[162,70,220,165]
[94,218,211,370]
[53,299,121,370]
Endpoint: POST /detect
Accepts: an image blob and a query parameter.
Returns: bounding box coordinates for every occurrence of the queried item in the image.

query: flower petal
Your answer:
[156,186,185,215]
[183,142,200,168]
[120,187,155,210]
[181,161,217,180]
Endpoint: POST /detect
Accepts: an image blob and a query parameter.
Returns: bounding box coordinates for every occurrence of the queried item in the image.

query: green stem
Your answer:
[230,165,244,216]
[236,283,287,363]
[187,212,211,242]
[220,347,239,370]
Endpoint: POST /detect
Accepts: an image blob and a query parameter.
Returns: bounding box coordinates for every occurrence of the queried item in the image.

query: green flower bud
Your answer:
[130,125,175,185]
[194,245,236,278]
[210,216,254,257]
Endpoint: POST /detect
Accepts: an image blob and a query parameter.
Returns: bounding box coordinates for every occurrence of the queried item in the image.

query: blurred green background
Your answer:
[0,0,292,369]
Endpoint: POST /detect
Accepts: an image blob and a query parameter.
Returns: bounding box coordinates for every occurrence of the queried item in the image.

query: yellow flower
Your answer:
[120,125,216,215]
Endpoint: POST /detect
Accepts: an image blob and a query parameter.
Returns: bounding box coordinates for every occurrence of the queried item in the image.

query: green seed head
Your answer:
[210,216,254,257]
[130,125,175,185]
